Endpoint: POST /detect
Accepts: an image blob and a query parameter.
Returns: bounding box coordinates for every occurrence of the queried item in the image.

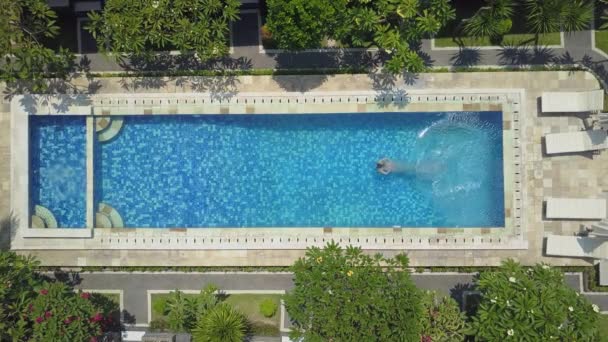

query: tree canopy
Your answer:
[266,0,455,73]
[469,259,600,341]
[284,242,425,341]
[0,0,74,91]
[86,0,240,60]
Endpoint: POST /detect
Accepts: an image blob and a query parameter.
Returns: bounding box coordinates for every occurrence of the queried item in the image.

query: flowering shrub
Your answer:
[468,259,599,341]
[29,282,108,341]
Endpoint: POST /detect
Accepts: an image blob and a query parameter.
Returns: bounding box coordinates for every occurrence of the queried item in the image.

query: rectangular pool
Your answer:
[30,116,87,228]
[30,112,505,228]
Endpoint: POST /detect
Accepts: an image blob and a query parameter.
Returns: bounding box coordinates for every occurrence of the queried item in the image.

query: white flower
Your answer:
[509,277,517,283]
[152,0,159,8]
[530,309,534,314]
[558,324,563,330]
[568,306,574,312]
[506,300,511,307]
[507,329,514,336]
[542,265,550,270]
[592,304,600,313]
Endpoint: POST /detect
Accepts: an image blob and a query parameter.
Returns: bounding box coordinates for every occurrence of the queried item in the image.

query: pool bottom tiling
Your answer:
[90,112,505,228]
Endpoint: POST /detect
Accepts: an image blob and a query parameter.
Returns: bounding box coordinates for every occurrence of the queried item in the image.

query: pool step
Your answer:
[34,205,58,228]
[95,213,113,228]
[98,117,124,143]
[31,215,46,228]
[97,203,124,228]
[95,117,112,133]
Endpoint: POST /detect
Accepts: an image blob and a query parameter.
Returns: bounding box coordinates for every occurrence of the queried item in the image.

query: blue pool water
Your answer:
[96,112,505,228]
[30,116,86,228]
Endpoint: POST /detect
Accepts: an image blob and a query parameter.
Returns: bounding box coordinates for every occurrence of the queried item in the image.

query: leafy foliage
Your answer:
[284,242,424,341]
[86,0,240,60]
[468,259,600,341]
[464,0,514,40]
[29,283,108,342]
[420,291,466,342]
[0,0,75,91]
[265,0,348,50]
[265,0,455,73]
[0,251,114,341]
[164,284,219,332]
[0,252,41,340]
[191,303,247,342]
[259,298,278,318]
[525,0,592,35]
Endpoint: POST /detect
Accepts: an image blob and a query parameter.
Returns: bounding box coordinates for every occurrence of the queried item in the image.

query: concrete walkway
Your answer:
[58,271,608,327]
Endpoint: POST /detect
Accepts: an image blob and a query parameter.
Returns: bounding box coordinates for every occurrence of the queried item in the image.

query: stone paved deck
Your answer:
[2,71,605,266]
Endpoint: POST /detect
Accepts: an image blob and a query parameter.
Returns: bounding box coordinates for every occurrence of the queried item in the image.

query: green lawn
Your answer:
[434,33,561,48]
[595,31,608,56]
[150,293,282,336]
[598,315,608,342]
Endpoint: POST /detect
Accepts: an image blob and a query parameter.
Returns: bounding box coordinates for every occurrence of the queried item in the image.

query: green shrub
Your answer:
[259,299,278,318]
[192,304,247,342]
[152,296,168,317]
[149,318,169,332]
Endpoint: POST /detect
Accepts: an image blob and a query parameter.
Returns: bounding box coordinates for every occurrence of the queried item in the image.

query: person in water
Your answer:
[376,158,394,175]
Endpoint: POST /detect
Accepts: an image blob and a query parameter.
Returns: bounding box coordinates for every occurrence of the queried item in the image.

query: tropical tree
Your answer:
[265,0,348,50]
[284,242,424,341]
[525,0,592,39]
[420,291,466,342]
[265,0,455,73]
[86,0,240,61]
[464,0,514,43]
[0,0,75,91]
[164,284,219,332]
[468,259,600,341]
[191,304,247,342]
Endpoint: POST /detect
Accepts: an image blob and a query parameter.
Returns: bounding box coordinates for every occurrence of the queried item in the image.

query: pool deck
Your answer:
[1,71,605,266]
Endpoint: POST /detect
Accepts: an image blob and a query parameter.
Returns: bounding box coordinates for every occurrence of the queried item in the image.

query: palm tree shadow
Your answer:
[498,44,555,66]
[0,212,18,251]
[450,47,482,68]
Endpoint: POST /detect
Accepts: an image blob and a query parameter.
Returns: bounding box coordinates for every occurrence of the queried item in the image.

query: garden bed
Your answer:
[434,33,560,48]
[151,292,282,336]
[434,0,560,48]
[595,31,608,56]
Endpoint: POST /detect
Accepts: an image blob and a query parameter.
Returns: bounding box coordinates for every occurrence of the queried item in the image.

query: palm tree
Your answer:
[464,0,514,43]
[525,0,592,43]
[192,304,247,342]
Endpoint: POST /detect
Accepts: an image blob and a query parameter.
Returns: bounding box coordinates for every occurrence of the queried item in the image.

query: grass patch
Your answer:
[598,315,608,341]
[434,33,561,48]
[224,294,282,336]
[150,293,282,336]
[595,31,608,56]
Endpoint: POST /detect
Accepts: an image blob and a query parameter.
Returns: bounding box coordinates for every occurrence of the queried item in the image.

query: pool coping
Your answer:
[10,89,525,250]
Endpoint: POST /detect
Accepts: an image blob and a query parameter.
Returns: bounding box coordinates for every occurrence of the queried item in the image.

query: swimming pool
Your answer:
[30,116,87,228]
[31,112,505,228]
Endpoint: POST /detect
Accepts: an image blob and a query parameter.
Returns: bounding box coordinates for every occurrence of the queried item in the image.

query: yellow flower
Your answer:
[347,270,354,277]
[315,256,323,264]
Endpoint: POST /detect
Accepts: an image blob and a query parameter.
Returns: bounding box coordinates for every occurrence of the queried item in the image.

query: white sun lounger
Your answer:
[544,130,608,154]
[545,235,608,259]
[545,197,607,220]
[541,89,604,113]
